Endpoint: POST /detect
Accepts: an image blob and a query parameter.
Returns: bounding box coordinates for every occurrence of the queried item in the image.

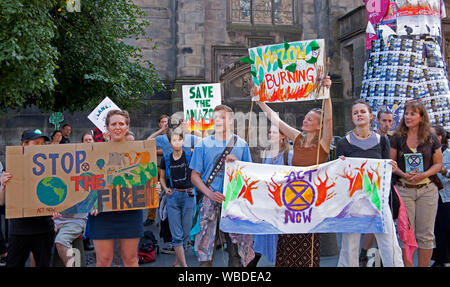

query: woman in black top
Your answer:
[160,128,196,267]
[336,100,403,267]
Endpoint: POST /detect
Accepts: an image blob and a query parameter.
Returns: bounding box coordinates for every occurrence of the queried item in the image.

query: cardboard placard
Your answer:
[5,140,158,218]
[182,83,222,131]
[247,39,329,103]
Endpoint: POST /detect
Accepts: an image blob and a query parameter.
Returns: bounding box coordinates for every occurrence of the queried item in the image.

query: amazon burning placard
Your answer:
[245,39,329,103]
[5,140,158,218]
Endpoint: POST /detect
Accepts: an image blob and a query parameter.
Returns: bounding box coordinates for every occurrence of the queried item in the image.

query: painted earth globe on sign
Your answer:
[36,177,67,206]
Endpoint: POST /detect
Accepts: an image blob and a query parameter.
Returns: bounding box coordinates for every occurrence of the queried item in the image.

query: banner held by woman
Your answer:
[220,158,392,234]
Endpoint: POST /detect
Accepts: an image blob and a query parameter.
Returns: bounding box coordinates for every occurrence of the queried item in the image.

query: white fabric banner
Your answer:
[220,158,392,234]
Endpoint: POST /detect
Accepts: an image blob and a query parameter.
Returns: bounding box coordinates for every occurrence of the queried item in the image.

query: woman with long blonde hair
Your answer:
[255,76,332,267]
[250,124,293,266]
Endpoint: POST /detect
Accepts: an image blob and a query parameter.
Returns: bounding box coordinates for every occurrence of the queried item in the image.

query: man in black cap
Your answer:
[0,129,55,267]
[20,128,50,145]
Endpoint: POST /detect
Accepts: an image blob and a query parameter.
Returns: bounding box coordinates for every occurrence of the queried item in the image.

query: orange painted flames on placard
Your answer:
[340,161,373,197]
[237,175,259,205]
[313,171,336,207]
[253,77,321,103]
[187,115,214,131]
[266,176,283,207]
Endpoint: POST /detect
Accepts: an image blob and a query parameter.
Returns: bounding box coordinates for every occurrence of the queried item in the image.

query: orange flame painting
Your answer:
[313,170,336,207]
[237,174,259,205]
[267,176,283,207]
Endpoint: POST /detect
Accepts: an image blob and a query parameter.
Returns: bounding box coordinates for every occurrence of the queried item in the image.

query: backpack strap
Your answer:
[206,135,238,188]
[183,150,196,195]
[164,153,174,188]
[185,150,192,164]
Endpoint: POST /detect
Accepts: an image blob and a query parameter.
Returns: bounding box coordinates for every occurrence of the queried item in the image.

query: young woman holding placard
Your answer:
[336,100,403,267]
[88,110,143,267]
[255,76,332,267]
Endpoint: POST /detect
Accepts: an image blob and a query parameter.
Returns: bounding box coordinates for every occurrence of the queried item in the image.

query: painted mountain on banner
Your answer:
[311,191,383,233]
[336,192,379,218]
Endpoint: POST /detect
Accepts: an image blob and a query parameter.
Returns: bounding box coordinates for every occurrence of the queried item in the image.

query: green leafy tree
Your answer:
[0,0,58,110]
[0,0,163,112]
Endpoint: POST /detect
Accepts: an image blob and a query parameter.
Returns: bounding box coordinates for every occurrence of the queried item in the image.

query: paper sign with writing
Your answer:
[5,140,158,218]
[220,158,391,234]
[87,97,121,133]
[182,83,222,131]
[245,39,329,103]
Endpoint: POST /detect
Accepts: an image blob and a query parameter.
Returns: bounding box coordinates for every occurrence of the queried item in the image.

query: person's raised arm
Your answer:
[147,125,168,140]
[320,76,333,152]
[255,100,300,142]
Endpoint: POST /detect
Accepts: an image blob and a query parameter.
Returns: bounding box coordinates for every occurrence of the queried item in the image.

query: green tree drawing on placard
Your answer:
[49,112,64,130]
[223,174,244,210]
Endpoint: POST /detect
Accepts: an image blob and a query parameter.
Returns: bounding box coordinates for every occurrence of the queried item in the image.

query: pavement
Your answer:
[84,208,442,268]
[85,209,341,267]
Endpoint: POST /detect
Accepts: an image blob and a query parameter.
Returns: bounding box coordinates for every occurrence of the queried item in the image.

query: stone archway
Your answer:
[219,61,266,162]
[220,61,252,103]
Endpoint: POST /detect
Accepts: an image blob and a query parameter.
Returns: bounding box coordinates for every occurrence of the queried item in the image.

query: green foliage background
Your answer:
[0,0,163,112]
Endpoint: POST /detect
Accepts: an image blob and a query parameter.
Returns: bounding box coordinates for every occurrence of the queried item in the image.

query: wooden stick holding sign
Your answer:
[311,57,330,267]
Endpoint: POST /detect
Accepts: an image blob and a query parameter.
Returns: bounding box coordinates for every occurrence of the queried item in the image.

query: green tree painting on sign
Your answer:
[49,112,64,130]
[0,0,163,112]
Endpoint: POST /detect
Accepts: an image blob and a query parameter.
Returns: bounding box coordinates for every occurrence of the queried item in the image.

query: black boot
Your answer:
[83,238,94,251]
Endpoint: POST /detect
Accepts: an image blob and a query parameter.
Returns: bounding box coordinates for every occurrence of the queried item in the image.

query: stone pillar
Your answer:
[176,0,205,79]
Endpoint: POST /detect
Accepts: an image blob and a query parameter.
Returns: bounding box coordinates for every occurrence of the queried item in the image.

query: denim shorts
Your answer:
[166,190,196,247]
[55,223,85,248]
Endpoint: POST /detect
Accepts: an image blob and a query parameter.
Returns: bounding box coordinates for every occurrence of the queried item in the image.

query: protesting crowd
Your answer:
[0,75,449,268]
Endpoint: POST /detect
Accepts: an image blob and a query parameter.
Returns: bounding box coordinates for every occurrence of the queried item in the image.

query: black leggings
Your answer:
[7,231,55,267]
[0,206,7,255]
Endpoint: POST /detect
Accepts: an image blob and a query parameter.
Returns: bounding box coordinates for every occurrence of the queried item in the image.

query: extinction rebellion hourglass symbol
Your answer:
[407,154,422,170]
[282,178,316,224]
